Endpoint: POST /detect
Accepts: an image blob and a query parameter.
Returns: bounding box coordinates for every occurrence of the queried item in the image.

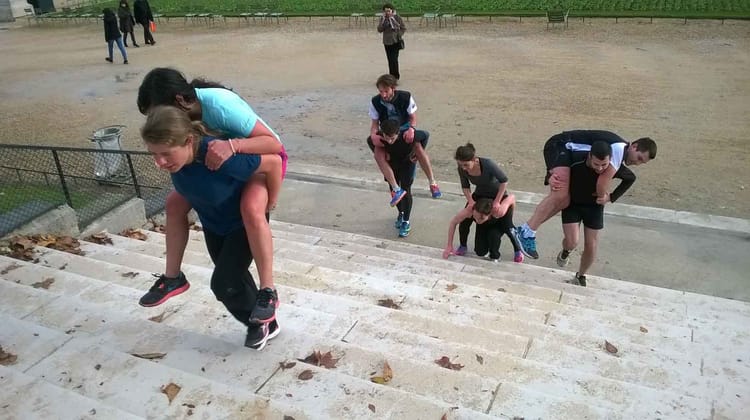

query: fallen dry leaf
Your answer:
[604,340,619,354]
[189,223,203,232]
[0,346,18,366]
[435,356,464,371]
[46,236,83,255]
[148,312,165,323]
[639,326,648,333]
[368,403,376,413]
[445,283,458,292]
[279,361,297,370]
[182,403,195,409]
[370,360,394,384]
[85,233,113,245]
[283,416,296,420]
[121,272,138,278]
[131,352,166,360]
[5,236,36,261]
[300,350,339,369]
[120,228,147,241]
[31,277,55,289]
[475,354,484,365]
[497,288,506,293]
[34,234,57,247]
[161,382,181,404]
[377,298,401,310]
[297,369,314,380]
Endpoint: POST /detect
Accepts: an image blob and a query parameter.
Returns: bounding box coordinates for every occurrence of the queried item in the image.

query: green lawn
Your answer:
[72,1,750,18]
[0,184,97,213]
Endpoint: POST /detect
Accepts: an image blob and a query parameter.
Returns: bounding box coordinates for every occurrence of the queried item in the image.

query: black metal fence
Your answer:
[0,144,171,237]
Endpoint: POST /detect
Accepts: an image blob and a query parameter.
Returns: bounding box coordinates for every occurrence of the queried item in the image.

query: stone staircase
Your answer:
[1,221,748,419]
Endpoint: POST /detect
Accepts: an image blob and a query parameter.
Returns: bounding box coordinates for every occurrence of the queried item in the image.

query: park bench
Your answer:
[546,8,569,29]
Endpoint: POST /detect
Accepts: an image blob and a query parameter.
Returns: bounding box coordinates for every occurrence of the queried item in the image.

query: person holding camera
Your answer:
[377,3,406,80]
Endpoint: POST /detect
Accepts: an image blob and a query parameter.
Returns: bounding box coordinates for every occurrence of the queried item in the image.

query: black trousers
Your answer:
[391,159,416,221]
[384,42,401,80]
[461,205,521,258]
[123,30,137,46]
[203,228,258,327]
[141,23,155,44]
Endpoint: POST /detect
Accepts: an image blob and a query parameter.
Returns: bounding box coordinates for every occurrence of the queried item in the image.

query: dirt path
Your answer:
[1,17,748,218]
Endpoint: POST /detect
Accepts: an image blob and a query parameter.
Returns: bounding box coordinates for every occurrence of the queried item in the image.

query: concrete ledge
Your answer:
[79,198,146,238]
[2,205,79,239]
[287,163,750,234]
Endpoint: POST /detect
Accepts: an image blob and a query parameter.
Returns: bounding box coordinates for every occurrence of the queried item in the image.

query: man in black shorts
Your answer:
[555,141,638,286]
[368,119,418,238]
[513,130,657,260]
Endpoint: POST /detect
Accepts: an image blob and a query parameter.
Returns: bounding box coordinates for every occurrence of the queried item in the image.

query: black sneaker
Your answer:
[575,272,587,287]
[245,319,280,350]
[249,288,279,324]
[556,249,571,267]
[139,272,190,307]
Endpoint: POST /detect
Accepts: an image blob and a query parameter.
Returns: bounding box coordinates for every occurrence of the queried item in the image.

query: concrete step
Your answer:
[0,264,705,420]
[0,365,143,420]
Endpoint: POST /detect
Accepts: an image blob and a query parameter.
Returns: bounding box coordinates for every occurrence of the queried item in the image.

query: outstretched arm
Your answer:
[443,207,474,258]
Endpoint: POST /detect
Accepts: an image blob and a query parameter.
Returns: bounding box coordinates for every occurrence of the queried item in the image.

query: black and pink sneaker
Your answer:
[248,288,279,324]
[138,272,190,307]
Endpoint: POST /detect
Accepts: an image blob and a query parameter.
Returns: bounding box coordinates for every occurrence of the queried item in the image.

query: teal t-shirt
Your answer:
[195,88,280,140]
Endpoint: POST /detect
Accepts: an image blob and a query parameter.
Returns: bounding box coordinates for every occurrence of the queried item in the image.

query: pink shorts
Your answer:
[279,145,288,179]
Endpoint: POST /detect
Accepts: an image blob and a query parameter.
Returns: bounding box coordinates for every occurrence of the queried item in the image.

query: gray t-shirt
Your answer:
[458,157,508,198]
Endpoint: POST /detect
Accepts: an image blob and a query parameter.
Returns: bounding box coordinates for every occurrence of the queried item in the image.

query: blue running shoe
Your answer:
[394,212,404,229]
[398,221,411,238]
[511,227,539,259]
[390,188,407,207]
[453,245,467,256]
[430,183,442,199]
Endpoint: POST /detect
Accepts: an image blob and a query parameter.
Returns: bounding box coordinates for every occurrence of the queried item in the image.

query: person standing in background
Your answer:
[133,0,155,46]
[377,3,405,80]
[118,0,139,48]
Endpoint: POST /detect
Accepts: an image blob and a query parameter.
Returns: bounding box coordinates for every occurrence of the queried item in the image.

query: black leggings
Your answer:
[142,23,155,44]
[123,30,136,46]
[460,205,520,256]
[203,228,258,327]
[384,42,401,80]
[391,160,416,221]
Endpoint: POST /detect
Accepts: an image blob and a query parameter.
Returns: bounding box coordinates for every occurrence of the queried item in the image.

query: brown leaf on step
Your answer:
[189,223,203,232]
[121,272,138,278]
[0,346,18,366]
[377,298,401,310]
[33,234,57,247]
[475,354,484,365]
[46,236,83,255]
[279,361,297,370]
[283,416,296,420]
[120,228,148,241]
[148,312,165,323]
[131,352,166,360]
[297,369,314,380]
[187,409,193,416]
[639,326,648,333]
[604,340,618,354]
[497,288,506,292]
[445,283,458,292]
[0,262,22,275]
[160,382,181,404]
[300,350,339,369]
[370,360,394,384]
[368,403,376,413]
[435,356,464,371]
[85,233,113,245]
[31,277,55,289]
[512,417,525,420]
[6,236,36,261]
[182,403,195,408]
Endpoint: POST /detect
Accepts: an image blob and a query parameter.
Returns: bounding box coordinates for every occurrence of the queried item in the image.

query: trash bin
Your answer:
[90,125,126,180]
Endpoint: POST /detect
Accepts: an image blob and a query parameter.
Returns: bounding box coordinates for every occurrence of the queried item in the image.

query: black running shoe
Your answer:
[139,272,190,307]
[249,288,279,324]
[245,319,280,350]
[575,273,587,287]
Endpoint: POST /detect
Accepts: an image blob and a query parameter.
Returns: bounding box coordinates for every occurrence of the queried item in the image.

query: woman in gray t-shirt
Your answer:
[452,143,522,262]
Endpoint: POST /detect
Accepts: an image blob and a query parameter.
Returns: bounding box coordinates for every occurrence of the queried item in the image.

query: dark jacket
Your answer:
[377,14,406,46]
[370,90,412,127]
[103,13,121,42]
[133,0,153,25]
[118,6,135,33]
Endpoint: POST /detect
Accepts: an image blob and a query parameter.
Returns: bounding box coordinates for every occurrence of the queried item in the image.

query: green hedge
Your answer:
[69,1,750,18]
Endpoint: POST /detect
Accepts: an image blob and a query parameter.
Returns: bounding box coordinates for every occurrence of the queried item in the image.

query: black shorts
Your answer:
[542,133,571,184]
[561,203,604,230]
